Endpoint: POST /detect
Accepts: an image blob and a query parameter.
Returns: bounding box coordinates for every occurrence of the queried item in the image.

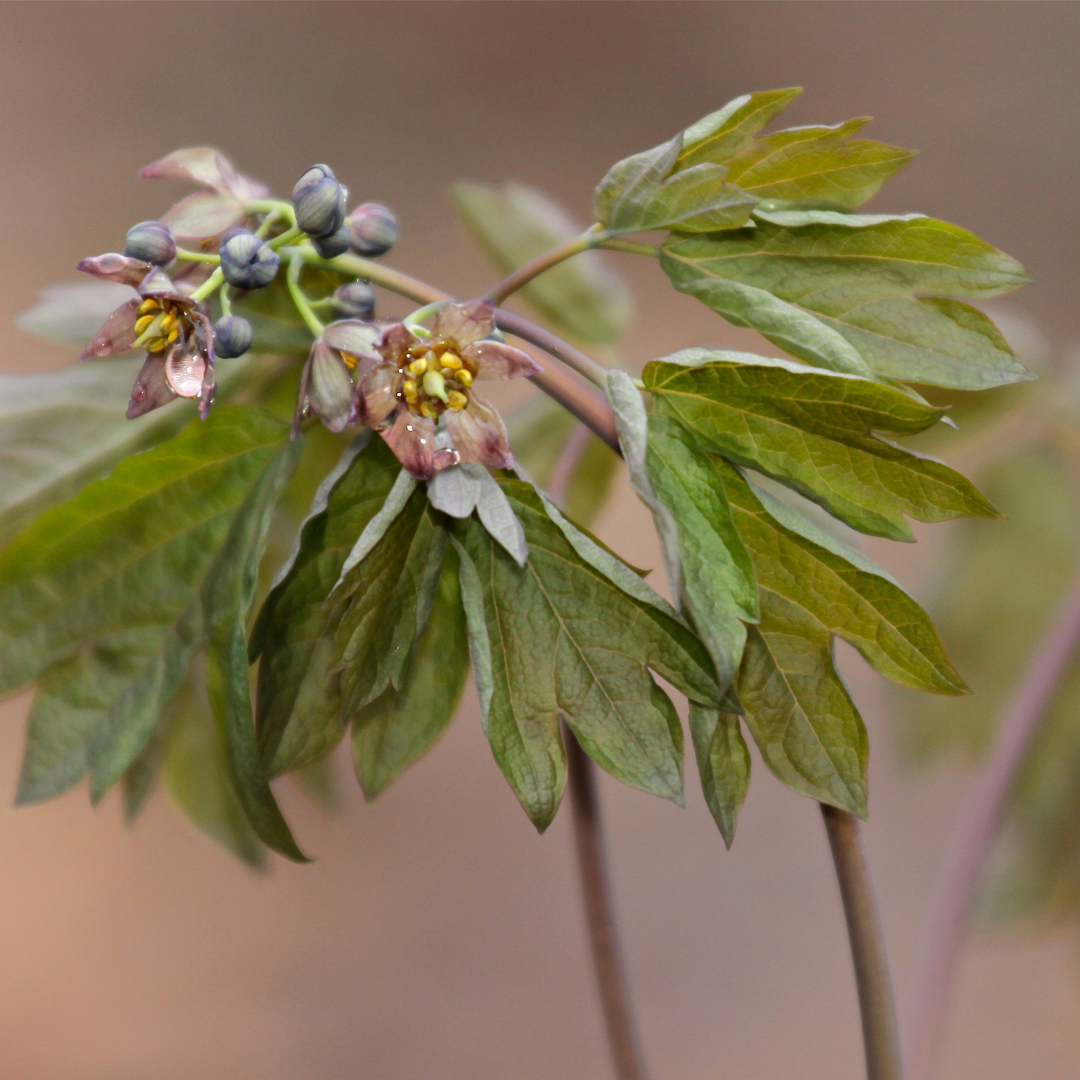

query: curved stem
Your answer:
[190,267,225,304]
[564,725,649,1080]
[600,239,662,259]
[174,247,221,264]
[286,256,325,337]
[483,226,607,306]
[822,805,904,1080]
[905,567,1080,1080]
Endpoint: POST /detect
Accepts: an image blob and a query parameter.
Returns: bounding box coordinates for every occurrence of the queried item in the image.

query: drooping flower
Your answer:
[354,300,542,479]
[294,319,384,436]
[140,148,268,242]
[77,259,217,419]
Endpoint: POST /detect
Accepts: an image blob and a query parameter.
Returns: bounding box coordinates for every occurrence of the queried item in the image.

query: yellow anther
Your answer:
[440,351,462,370]
[424,350,438,370]
[146,337,167,353]
[159,312,177,333]
[419,400,439,420]
[339,351,359,371]
[137,298,159,316]
[167,326,180,344]
[456,369,474,387]
[403,378,418,403]
[134,314,155,335]
[447,390,468,411]
[408,358,427,376]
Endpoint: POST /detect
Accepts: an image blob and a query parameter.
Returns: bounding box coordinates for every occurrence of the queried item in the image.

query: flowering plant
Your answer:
[4,88,1033,1080]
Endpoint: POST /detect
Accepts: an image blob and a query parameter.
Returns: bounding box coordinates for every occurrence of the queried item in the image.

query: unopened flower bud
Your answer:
[213,315,254,359]
[124,221,176,266]
[311,221,353,259]
[334,281,376,320]
[347,202,397,257]
[220,230,280,290]
[292,164,346,238]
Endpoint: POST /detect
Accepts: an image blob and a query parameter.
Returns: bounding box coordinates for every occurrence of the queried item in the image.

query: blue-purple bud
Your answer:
[334,281,376,320]
[220,230,280,290]
[311,221,353,259]
[347,202,398,257]
[124,221,176,266]
[213,315,254,359]
[292,164,346,239]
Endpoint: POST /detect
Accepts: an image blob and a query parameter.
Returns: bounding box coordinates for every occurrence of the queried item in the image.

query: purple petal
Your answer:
[308,340,354,433]
[79,298,141,359]
[445,393,515,471]
[126,354,176,418]
[323,319,382,358]
[76,253,153,287]
[161,191,245,240]
[378,323,416,367]
[139,148,268,201]
[434,299,495,348]
[462,340,544,381]
[136,267,192,305]
[382,410,438,479]
[165,347,205,398]
[353,361,399,427]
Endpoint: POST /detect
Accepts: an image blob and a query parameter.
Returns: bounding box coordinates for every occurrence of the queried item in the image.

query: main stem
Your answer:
[565,725,649,1080]
[483,226,606,306]
[905,567,1080,1080]
[822,805,904,1080]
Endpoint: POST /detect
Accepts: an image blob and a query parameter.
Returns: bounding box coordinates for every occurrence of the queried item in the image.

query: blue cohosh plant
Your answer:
[4,89,1033,1080]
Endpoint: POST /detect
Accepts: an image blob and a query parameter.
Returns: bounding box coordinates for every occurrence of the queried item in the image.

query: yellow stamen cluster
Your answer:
[133,297,187,354]
[398,341,476,420]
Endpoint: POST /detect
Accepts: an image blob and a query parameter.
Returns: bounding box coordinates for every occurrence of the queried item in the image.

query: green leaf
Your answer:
[663,217,1031,389]
[427,464,528,566]
[644,353,999,540]
[451,181,630,345]
[718,457,967,695]
[163,671,266,869]
[689,702,750,847]
[737,614,868,817]
[333,492,446,728]
[0,406,291,804]
[678,88,803,169]
[721,117,916,211]
[594,133,682,233]
[352,545,469,800]
[0,359,194,548]
[456,478,723,830]
[252,436,402,777]
[562,431,621,530]
[202,434,305,861]
[645,414,758,687]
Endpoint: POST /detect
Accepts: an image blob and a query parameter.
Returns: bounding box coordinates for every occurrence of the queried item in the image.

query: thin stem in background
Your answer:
[483,226,606,306]
[822,804,904,1080]
[905,566,1080,1080]
[565,725,649,1080]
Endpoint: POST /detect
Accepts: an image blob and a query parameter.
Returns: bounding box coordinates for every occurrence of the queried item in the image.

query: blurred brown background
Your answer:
[1,3,1078,1078]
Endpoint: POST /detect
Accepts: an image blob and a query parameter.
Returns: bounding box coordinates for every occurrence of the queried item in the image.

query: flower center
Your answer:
[133,298,190,354]
[398,340,475,420]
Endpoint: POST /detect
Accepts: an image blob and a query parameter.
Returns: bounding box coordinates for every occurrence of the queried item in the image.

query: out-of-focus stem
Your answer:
[600,239,662,258]
[483,226,607,305]
[905,567,1080,1080]
[285,256,325,337]
[565,725,649,1080]
[822,805,904,1080]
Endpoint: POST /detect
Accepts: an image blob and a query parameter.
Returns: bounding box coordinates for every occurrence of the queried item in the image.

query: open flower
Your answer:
[354,300,542,479]
[77,260,216,419]
[140,148,268,242]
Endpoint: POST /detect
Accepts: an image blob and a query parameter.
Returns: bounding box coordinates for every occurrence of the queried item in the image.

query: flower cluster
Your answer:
[76,148,536,480]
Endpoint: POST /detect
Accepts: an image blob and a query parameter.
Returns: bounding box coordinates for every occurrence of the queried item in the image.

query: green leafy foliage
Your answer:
[251,436,402,776]
[644,351,998,541]
[678,88,804,170]
[689,702,751,848]
[352,546,469,799]
[454,477,722,830]
[1,406,292,816]
[0,360,195,548]
[663,217,1030,390]
[452,181,630,345]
